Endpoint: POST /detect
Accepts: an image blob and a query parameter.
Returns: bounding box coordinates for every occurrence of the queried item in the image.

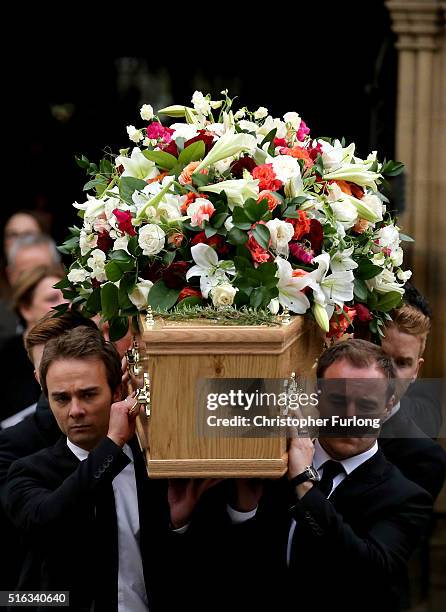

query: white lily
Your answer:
[308,253,355,307]
[115,147,158,181]
[199,175,259,209]
[323,165,382,191]
[366,268,405,295]
[195,131,257,172]
[129,278,153,310]
[275,257,311,314]
[135,178,176,222]
[186,244,236,299]
[73,195,105,220]
[330,246,358,272]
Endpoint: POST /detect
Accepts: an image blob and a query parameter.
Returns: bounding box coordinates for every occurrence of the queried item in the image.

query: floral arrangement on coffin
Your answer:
[58,90,410,341]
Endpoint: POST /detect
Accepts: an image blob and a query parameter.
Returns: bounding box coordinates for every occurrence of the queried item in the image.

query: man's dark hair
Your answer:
[317,339,396,397]
[25,310,98,361]
[39,327,122,398]
[402,281,432,318]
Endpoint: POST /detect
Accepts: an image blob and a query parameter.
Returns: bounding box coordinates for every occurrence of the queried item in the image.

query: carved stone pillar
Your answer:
[386,0,446,378]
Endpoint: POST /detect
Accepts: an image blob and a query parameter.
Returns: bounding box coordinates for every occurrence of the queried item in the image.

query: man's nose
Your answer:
[68,398,86,419]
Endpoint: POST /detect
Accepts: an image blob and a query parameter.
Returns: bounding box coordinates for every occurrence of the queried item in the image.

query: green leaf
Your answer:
[245,198,267,222]
[204,225,218,238]
[353,278,368,302]
[399,233,414,243]
[178,140,205,166]
[85,288,102,313]
[192,171,212,187]
[376,291,403,312]
[211,212,228,229]
[249,286,270,309]
[163,250,176,266]
[105,250,134,282]
[142,149,178,170]
[119,177,148,205]
[176,296,204,309]
[252,224,270,250]
[147,280,181,310]
[228,227,248,246]
[381,160,405,177]
[83,178,106,192]
[259,128,277,150]
[232,207,252,230]
[109,316,130,342]
[53,277,71,290]
[101,283,119,320]
[356,259,383,280]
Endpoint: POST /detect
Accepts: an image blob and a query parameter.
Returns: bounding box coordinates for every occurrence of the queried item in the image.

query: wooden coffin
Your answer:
[136,315,323,478]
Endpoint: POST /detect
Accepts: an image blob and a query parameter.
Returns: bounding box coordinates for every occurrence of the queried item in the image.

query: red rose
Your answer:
[184,130,215,154]
[307,219,324,254]
[230,156,257,178]
[112,209,136,237]
[178,287,202,301]
[162,140,179,157]
[355,303,373,322]
[163,261,189,289]
[96,231,113,253]
[190,231,230,256]
[274,138,288,148]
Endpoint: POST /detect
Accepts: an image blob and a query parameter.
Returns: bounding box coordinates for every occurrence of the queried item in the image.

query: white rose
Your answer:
[266,219,294,257]
[211,283,238,307]
[238,120,259,133]
[283,112,301,130]
[170,123,199,142]
[140,104,154,121]
[330,200,358,229]
[224,216,234,231]
[87,249,107,282]
[254,107,268,120]
[377,225,400,250]
[269,155,301,184]
[397,269,412,282]
[68,267,90,283]
[113,236,130,252]
[79,231,98,256]
[126,125,143,143]
[138,224,166,255]
[129,278,153,310]
[390,247,404,267]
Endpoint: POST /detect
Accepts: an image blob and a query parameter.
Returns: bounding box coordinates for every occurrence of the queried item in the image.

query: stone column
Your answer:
[386,0,446,379]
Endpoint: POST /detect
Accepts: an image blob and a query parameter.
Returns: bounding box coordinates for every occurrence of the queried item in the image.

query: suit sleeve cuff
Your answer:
[226,504,258,524]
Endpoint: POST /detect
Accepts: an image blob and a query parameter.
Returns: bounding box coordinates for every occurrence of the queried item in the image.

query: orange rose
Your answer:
[257,190,279,211]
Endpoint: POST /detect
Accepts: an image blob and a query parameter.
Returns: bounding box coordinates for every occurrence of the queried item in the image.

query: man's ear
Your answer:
[385,394,396,414]
[413,357,424,381]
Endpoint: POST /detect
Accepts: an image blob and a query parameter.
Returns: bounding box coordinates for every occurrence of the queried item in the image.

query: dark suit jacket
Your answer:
[0,395,61,590]
[4,435,173,611]
[401,380,443,439]
[380,409,446,500]
[238,449,433,612]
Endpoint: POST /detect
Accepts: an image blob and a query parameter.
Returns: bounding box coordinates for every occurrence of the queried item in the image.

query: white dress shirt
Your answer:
[67,439,149,612]
[286,439,378,564]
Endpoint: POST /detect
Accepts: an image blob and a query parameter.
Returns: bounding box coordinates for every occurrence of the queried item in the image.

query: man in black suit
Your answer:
[226,340,433,611]
[380,282,442,438]
[0,312,98,590]
[3,327,175,611]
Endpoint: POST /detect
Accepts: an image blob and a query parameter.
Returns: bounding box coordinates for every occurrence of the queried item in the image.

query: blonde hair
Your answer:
[388,303,431,355]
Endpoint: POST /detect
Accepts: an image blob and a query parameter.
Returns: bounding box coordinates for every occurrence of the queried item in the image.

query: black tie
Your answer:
[317,460,345,497]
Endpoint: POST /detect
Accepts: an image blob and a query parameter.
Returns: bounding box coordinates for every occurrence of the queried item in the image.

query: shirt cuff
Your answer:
[171,523,190,534]
[226,504,258,524]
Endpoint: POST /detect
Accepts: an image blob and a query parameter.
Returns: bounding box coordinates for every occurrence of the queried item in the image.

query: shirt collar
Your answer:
[314,439,378,475]
[384,400,401,422]
[66,438,133,462]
